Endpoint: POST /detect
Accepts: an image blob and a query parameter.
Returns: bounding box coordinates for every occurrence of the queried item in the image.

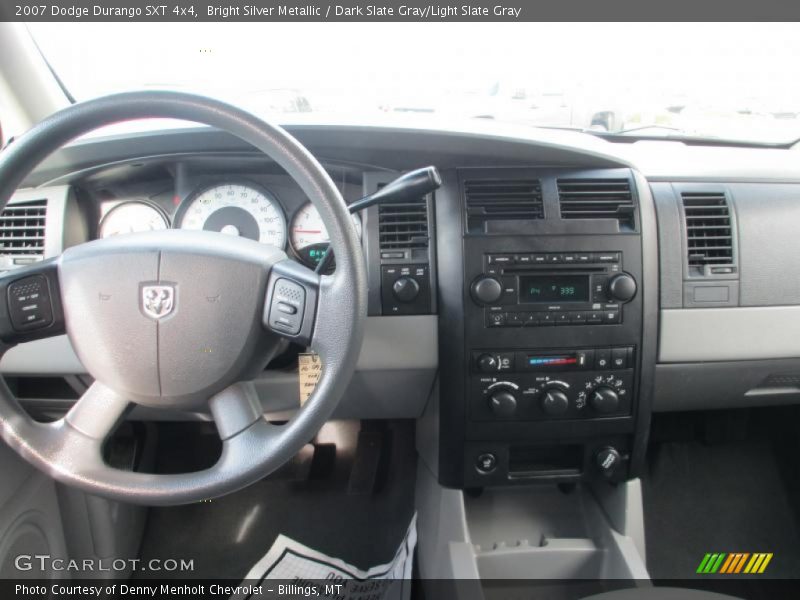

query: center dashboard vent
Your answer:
[378,197,429,251]
[464,179,543,233]
[557,178,636,230]
[681,192,734,271]
[0,199,48,260]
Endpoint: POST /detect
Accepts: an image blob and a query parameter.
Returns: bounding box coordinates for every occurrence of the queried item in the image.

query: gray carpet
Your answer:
[134,420,417,580]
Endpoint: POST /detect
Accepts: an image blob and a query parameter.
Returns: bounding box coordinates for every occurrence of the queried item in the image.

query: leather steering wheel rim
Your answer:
[0,91,367,505]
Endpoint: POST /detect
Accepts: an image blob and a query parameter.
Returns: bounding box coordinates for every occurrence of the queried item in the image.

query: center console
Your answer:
[436,167,652,489]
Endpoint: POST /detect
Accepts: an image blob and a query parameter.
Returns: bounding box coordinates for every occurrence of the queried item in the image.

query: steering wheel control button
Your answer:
[7,275,54,331]
[476,452,498,474]
[268,278,305,335]
[276,302,298,315]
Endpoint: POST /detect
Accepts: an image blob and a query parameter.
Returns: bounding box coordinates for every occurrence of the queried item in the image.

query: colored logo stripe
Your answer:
[697,553,773,574]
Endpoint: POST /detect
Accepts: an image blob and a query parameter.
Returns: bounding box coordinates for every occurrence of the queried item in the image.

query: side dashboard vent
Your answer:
[682,192,734,270]
[0,199,47,259]
[557,178,636,230]
[464,179,543,233]
[378,197,429,251]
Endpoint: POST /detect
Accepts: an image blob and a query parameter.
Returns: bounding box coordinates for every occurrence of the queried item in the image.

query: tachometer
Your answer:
[98,200,169,238]
[176,182,287,249]
[290,202,362,267]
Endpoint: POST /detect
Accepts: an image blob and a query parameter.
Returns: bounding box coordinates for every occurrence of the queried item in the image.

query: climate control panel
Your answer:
[469,347,635,422]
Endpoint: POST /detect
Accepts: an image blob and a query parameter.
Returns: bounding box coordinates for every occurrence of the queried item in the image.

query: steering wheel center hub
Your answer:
[59,230,285,408]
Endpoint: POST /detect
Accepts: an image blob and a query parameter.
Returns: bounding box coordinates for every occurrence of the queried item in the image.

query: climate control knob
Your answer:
[607,273,637,303]
[471,276,503,305]
[489,390,518,417]
[540,389,569,416]
[589,386,620,414]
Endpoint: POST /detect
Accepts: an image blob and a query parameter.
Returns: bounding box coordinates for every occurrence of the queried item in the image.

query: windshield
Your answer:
[26,22,800,145]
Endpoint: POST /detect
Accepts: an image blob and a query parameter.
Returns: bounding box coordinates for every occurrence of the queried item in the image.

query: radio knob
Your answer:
[489,390,518,417]
[607,273,637,303]
[471,276,503,305]
[589,386,620,414]
[477,353,500,373]
[392,276,420,303]
[540,389,569,416]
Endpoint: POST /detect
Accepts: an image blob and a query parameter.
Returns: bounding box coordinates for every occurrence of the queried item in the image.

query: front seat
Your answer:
[584,588,742,600]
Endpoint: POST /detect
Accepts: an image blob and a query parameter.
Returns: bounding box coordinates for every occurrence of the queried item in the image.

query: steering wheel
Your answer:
[0,92,367,506]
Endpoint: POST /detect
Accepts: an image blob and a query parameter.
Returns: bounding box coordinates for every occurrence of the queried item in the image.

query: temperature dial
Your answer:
[489,389,518,417]
[540,388,569,416]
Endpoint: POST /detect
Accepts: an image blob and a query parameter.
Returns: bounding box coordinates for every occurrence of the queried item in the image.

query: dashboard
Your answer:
[3,122,800,490]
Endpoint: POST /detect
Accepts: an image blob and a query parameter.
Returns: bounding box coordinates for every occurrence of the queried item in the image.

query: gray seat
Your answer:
[583,588,742,600]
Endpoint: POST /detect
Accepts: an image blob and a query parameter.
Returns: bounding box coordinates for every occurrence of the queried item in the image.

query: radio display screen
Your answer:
[519,275,589,303]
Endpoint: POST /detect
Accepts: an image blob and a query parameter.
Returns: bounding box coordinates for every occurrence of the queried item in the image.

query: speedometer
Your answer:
[290,202,362,267]
[176,182,287,249]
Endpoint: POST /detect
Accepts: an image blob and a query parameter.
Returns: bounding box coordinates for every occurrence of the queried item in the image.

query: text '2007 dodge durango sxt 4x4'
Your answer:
[1,19,800,600]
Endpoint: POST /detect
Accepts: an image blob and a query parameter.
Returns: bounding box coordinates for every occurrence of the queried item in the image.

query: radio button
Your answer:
[506,312,524,327]
[547,253,563,264]
[592,275,609,301]
[563,254,578,264]
[489,254,515,265]
[570,311,587,324]
[501,276,518,300]
[587,311,603,324]
[554,312,571,325]
[472,276,504,305]
[596,252,621,263]
[595,349,611,369]
[539,313,555,326]
[516,254,533,265]
[486,312,506,327]
[532,254,547,264]
[603,311,621,324]
[577,253,592,263]
[523,312,539,326]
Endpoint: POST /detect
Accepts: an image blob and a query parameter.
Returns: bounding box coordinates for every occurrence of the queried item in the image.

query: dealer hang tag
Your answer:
[298,353,323,406]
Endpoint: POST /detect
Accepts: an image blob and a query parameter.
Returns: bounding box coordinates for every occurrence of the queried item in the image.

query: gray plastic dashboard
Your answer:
[4,122,800,417]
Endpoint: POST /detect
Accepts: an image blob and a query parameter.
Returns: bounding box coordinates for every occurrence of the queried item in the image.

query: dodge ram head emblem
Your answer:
[141,285,175,319]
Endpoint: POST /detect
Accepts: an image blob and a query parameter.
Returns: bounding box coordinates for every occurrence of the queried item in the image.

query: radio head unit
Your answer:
[470,251,637,328]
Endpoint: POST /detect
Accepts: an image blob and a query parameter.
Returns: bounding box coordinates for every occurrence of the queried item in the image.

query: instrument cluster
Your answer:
[98,179,362,268]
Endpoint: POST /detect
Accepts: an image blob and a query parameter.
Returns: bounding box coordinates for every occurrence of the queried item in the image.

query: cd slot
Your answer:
[503,265,607,274]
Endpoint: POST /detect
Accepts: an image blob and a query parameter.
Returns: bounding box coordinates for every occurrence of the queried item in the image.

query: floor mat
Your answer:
[135,420,417,580]
[642,438,800,580]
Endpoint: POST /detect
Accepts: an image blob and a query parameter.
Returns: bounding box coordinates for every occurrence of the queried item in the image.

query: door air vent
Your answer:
[378,197,429,250]
[0,199,47,259]
[682,192,734,271]
[464,179,543,233]
[557,178,636,230]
